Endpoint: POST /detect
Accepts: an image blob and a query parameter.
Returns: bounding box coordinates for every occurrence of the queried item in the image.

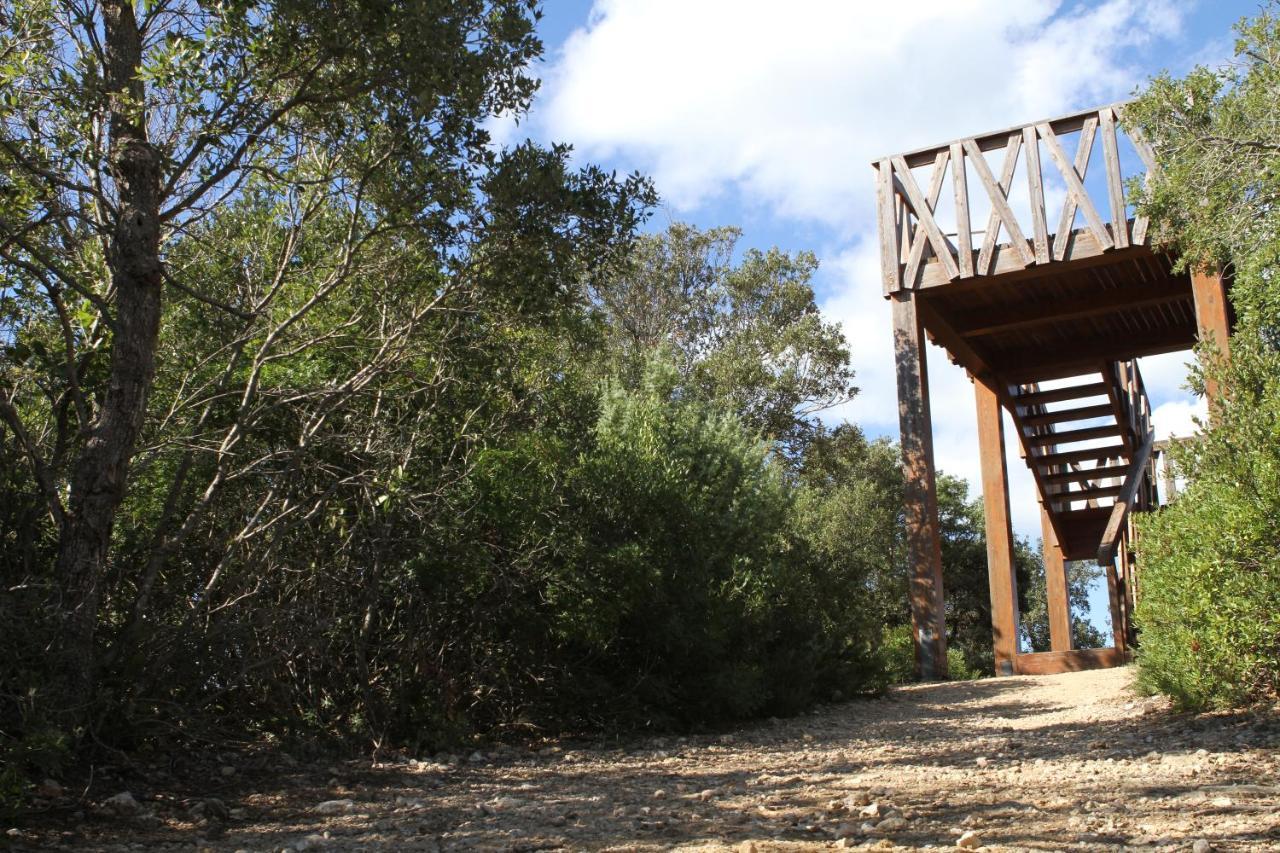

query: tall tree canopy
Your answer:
[0,0,651,730]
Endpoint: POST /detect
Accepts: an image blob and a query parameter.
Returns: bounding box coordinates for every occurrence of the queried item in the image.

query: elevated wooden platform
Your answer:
[876,104,1232,679]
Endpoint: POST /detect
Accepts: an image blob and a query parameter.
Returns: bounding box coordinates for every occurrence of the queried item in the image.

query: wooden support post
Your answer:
[1103,553,1126,654]
[892,293,948,680]
[1191,268,1231,403]
[975,376,1020,676]
[1041,506,1072,652]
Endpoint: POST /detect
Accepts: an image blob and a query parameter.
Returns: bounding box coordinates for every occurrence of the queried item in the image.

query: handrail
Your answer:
[1097,431,1156,566]
[875,103,1158,295]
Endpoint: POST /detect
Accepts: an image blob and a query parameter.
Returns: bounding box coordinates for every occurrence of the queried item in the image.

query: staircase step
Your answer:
[1033,445,1128,467]
[1015,382,1108,407]
[1021,403,1116,427]
[1043,464,1129,485]
[1051,484,1124,503]
[1025,424,1122,446]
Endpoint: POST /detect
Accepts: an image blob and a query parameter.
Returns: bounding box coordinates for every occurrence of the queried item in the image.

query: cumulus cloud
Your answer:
[542,0,1186,227]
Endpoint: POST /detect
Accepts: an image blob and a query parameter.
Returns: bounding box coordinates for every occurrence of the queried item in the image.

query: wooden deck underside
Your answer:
[916,239,1198,386]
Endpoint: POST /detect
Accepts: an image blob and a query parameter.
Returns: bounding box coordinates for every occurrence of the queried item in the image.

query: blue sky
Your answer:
[506,0,1259,633]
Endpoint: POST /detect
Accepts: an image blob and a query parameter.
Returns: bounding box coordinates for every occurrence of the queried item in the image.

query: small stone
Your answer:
[652,789,667,800]
[975,756,989,767]
[1210,796,1233,808]
[696,788,716,801]
[833,822,858,839]
[104,792,140,815]
[1191,840,1211,853]
[6,829,22,838]
[312,799,354,815]
[36,779,63,799]
[877,815,909,832]
[737,843,758,853]
[957,829,982,848]
[488,796,523,811]
[860,802,884,818]
[220,765,236,777]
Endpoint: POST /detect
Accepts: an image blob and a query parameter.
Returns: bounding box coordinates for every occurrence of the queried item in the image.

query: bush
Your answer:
[1134,344,1280,708]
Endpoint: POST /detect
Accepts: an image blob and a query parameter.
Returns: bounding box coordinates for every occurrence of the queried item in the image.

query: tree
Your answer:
[1020,560,1105,653]
[1123,4,1280,708]
[0,0,651,730]
[591,223,857,457]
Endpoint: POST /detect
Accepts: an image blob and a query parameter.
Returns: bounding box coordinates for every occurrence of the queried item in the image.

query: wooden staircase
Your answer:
[1010,360,1160,564]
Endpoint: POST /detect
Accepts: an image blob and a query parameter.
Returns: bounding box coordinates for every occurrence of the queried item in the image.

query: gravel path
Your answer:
[10,666,1279,851]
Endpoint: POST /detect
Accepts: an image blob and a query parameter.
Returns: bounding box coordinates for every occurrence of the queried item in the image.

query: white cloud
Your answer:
[542,0,1187,228]
[537,0,1197,539]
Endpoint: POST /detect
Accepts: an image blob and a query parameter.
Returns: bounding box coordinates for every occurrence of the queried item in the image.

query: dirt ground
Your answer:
[7,666,1279,852]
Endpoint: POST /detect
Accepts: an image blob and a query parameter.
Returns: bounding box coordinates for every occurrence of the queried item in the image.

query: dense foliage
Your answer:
[1126,4,1280,708]
[0,2,1053,806]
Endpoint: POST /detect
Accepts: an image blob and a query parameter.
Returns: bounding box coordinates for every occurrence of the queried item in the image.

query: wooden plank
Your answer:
[1053,117,1097,261]
[1102,361,1135,455]
[968,134,1034,274]
[902,150,953,287]
[1104,556,1126,651]
[890,104,1116,169]
[1120,115,1158,245]
[1099,106,1130,249]
[1037,121,1114,250]
[1043,464,1129,485]
[951,141,974,278]
[975,376,1021,676]
[1023,125,1051,265]
[1025,424,1121,446]
[1034,445,1127,467]
[1021,403,1115,427]
[997,331,1193,383]
[877,158,902,295]
[1097,432,1156,566]
[919,223,1151,290]
[956,284,1190,339]
[1016,382,1108,407]
[1052,483,1124,502]
[1013,646,1125,675]
[892,293,948,679]
[1041,507,1072,653]
[893,154,960,282]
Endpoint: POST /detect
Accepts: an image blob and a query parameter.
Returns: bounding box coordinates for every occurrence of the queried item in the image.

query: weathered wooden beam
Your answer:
[892,293,948,679]
[1034,444,1127,468]
[1013,646,1125,675]
[951,141,974,279]
[1099,106,1130,249]
[1097,432,1156,566]
[1037,121,1115,251]
[1041,507,1072,653]
[1191,268,1231,403]
[878,158,901,295]
[1043,464,1129,485]
[1021,403,1116,427]
[901,150,957,287]
[1015,382,1108,407]
[967,135,1035,273]
[1024,125,1051,265]
[888,104,1118,169]
[1025,424,1121,446]
[919,224,1153,290]
[955,282,1191,339]
[998,332,1193,383]
[975,376,1020,676]
[1053,117,1098,261]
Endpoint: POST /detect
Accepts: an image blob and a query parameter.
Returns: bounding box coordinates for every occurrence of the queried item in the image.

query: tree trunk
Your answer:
[51,0,162,723]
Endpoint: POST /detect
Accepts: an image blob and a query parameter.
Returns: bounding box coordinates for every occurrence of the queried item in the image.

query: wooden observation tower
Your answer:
[876,104,1232,679]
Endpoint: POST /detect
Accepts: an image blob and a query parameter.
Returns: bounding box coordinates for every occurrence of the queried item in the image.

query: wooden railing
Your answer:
[876,104,1157,295]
